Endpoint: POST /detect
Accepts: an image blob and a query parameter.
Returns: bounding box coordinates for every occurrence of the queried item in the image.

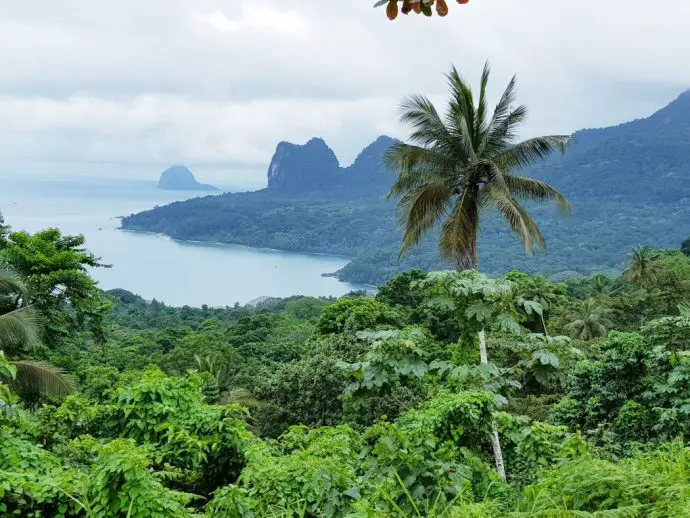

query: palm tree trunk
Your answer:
[472,254,506,481]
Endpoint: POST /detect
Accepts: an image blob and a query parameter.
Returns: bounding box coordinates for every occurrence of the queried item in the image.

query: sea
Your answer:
[0,177,366,307]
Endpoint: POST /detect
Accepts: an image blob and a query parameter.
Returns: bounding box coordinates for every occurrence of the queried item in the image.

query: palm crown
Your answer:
[623,246,660,286]
[387,62,571,271]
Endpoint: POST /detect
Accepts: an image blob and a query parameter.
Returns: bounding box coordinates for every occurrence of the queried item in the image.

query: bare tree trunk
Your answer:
[478,328,488,364]
[478,329,506,480]
[473,255,506,481]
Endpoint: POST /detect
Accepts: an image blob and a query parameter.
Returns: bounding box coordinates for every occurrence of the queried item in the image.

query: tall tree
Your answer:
[386,63,570,479]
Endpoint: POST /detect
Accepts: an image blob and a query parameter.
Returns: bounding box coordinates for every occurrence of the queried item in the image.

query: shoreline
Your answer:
[118,226,378,291]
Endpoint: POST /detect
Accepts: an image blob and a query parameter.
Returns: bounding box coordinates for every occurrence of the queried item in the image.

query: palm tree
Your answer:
[0,267,74,400]
[387,63,571,480]
[591,274,613,296]
[194,354,258,408]
[564,299,611,341]
[623,246,659,286]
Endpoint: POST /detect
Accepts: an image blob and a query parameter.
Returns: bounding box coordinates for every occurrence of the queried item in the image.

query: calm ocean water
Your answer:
[0,177,364,307]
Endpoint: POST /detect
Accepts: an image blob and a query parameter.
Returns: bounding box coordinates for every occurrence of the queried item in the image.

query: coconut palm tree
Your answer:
[564,299,612,341]
[590,274,613,296]
[623,246,659,286]
[387,63,571,272]
[387,63,571,480]
[0,266,74,400]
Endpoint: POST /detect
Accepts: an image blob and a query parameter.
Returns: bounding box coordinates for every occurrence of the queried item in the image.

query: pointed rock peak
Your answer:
[350,135,398,166]
[267,136,340,191]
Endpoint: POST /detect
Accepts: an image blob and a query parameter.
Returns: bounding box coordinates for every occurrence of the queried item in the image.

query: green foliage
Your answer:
[376,268,427,310]
[551,332,649,433]
[252,348,348,437]
[682,237,690,257]
[237,425,363,516]
[497,412,587,486]
[563,299,612,340]
[0,228,112,346]
[516,443,690,516]
[6,215,690,517]
[341,328,440,393]
[87,439,194,517]
[316,297,402,335]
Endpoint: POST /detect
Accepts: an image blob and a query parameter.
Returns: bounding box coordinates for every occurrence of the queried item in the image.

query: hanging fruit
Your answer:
[386,0,399,20]
[374,0,469,19]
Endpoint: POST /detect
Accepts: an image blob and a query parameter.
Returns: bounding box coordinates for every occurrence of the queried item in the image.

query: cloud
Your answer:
[203,6,306,36]
[0,0,688,185]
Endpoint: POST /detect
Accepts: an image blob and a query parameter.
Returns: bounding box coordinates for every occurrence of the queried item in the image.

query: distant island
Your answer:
[158,165,219,191]
[124,91,690,285]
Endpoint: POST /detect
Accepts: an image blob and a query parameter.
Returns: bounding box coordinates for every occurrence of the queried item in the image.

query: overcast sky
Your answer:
[1,0,688,188]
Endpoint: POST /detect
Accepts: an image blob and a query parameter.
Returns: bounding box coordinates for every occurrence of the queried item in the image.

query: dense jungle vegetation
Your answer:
[3,208,690,516]
[6,66,690,517]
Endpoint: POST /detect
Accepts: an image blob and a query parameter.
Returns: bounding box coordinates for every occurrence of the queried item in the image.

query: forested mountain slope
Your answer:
[122,92,690,284]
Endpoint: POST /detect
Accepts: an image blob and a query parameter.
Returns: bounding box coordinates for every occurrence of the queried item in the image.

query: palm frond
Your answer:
[217,388,259,408]
[0,268,29,300]
[399,95,453,149]
[0,306,40,351]
[385,143,456,197]
[504,176,572,215]
[487,75,517,136]
[481,186,545,254]
[494,135,569,171]
[439,187,480,270]
[485,104,528,154]
[445,66,478,157]
[474,61,491,139]
[9,360,75,399]
[398,181,454,257]
[484,161,511,195]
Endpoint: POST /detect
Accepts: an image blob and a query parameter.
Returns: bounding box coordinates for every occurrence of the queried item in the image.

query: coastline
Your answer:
[118,226,377,291]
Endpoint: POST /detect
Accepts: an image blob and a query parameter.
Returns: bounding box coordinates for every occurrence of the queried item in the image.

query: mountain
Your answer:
[267,138,340,192]
[267,135,398,196]
[158,165,219,191]
[531,90,690,203]
[123,92,690,285]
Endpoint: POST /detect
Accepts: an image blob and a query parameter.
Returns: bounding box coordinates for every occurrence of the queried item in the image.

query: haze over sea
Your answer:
[0,177,365,307]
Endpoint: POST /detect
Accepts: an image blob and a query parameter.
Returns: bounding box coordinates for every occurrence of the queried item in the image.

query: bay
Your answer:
[0,177,365,307]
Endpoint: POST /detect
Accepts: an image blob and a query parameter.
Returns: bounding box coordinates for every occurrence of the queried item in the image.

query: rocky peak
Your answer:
[267,138,340,191]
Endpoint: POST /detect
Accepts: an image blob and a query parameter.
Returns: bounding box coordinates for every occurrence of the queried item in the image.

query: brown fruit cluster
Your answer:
[384,0,468,20]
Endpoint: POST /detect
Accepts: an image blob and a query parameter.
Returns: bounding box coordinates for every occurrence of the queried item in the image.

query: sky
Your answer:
[1,0,689,189]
